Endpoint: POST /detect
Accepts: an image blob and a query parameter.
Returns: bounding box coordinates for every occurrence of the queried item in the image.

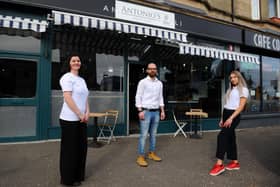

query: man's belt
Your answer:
[142,108,160,112]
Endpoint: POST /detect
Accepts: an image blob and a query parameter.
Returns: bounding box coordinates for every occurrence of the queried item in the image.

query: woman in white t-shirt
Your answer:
[209,70,249,176]
[59,55,89,186]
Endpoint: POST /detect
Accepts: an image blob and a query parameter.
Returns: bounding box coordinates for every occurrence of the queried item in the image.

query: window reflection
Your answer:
[236,61,261,113]
[262,56,280,112]
[51,51,123,92]
[0,58,37,98]
[51,27,125,126]
[96,54,123,92]
[161,55,222,118]
[0,28,41,53]
[268,0,277,18]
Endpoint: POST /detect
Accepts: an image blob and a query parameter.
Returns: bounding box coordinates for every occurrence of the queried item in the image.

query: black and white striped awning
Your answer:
[0,14,48,32]
[179,43,259,64]
[52,10,188,43]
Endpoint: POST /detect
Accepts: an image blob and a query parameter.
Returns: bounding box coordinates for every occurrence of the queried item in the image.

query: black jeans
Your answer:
[216,109,240,160]
[59,119,88,185]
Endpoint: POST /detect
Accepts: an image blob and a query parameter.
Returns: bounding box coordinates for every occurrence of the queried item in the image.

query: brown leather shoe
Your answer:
[148,152,162,162]
[136,156,148,167]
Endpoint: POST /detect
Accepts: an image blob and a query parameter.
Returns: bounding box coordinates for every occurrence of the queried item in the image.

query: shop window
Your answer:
[0,28,41,53]
[0,58,37,98]
[51,52,123,92]
[236,61,261,113]
[51,50,124,126]
[51,27,125,126]
[251,0,260,20]
[161,55,223,118]
[262,56,280,112]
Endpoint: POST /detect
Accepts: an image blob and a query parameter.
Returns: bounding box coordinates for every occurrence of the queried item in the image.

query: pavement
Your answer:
[0,126,280,187]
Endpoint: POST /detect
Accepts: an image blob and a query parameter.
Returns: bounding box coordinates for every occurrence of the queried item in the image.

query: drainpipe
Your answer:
[231,0,235,22]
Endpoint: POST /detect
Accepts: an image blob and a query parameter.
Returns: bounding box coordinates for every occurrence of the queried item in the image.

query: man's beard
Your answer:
[148,72,156,77]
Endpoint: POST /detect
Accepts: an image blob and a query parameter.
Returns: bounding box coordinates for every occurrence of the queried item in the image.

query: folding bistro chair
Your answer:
[97,110,119,144]
[172,111,188,138]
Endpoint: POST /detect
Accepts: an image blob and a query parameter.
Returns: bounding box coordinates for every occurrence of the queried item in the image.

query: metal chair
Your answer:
[172,111,188,138]
[97,110,119,144]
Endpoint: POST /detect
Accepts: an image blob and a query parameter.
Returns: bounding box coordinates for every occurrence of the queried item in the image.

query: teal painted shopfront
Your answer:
[1,0,279,143]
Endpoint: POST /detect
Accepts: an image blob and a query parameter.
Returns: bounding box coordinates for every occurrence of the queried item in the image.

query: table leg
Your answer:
[90,117,103,148]
[190,116,202,139]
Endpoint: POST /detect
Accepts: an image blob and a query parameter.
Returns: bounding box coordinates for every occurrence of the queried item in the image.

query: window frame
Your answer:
[268,0,278,18]
[251,0,260,20]
[277,0,280,17]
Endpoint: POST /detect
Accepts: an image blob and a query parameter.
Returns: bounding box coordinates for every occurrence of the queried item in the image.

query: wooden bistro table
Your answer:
[185,110,208,139]
[89,112,108,148]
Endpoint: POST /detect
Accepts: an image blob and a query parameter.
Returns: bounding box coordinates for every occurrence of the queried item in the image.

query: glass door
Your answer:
[128,62,146,134]
[0,54,39,141]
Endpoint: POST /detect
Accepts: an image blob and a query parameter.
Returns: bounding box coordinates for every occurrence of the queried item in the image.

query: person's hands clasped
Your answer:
[78,113,85,122]
[78,113,88,123]
[223,118,233,128]
[83,112,89,123]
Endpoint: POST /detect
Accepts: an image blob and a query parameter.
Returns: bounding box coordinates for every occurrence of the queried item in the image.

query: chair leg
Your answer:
[97,126,106,141]
[181,124,187,138]
[174,123,187,138]
[107,126,117,144]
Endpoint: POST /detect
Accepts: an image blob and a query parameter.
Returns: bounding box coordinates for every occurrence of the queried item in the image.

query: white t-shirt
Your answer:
[59,72,89,121]
[224,86,249,110]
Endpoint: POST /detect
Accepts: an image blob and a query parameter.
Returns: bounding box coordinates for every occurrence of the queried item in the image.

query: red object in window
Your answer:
[270,17,280,24]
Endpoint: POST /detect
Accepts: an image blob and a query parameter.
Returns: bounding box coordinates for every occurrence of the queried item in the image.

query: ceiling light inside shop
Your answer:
[108,67,114,73]
[130,37,142,41]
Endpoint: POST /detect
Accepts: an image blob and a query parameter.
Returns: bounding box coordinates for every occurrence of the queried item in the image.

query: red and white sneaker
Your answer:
[226,161,240,170]
[209,164,225,176]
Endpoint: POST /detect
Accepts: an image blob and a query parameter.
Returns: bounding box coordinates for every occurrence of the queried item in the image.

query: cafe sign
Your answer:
[115,0,175,29]
[245,30,280,52]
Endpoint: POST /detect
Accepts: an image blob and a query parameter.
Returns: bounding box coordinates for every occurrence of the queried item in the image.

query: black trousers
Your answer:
[59,119,88,185]
[216,109,240,160]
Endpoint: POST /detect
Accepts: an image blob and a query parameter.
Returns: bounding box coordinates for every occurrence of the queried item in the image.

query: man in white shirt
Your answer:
[135,63,165,167]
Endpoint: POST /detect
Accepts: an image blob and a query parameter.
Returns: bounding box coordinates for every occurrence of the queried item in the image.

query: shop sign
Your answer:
[175,13,242,44]
[245,30,280,52]
[115,0,175,29]
[5,0,116,17]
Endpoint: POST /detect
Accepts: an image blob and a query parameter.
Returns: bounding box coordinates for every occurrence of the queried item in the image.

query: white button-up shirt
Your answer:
[135,76,164,109]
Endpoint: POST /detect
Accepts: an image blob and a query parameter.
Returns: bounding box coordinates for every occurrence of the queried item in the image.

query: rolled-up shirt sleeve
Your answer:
[135,80,144,108]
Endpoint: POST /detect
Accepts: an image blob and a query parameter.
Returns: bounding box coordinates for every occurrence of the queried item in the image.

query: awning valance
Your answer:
[179,43,259,64]
[52,10,188,43]
[0,14,48,32]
